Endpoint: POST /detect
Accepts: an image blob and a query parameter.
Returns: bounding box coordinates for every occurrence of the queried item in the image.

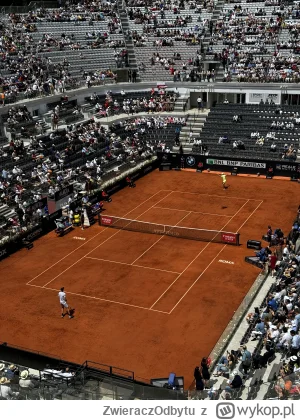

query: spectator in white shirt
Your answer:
[19,370,38,389]
[278,327,292,349]
[0,377,19,399]
[283,245,290,256]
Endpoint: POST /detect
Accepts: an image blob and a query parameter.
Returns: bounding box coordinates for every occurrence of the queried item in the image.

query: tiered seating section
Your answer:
[196,103,299,161]
[205,219,300,400]
[126,0,214,82]
[0,0,124,104]
[83,88,177,116]
[0,90,183,246]
[211,0,300,82]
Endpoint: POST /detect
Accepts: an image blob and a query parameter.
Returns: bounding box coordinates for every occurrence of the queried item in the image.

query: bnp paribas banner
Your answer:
[206,159,266,169]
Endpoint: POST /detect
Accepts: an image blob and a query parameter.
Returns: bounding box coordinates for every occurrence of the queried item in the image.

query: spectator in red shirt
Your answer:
[269,252,278,278]
[126,176,136,188]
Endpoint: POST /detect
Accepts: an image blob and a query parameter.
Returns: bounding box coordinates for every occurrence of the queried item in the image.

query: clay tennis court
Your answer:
[0,170,297,385]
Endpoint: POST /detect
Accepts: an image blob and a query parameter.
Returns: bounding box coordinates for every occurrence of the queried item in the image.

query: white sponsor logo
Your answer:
[206,159,266,169]
[73,236,86,241]
[218,260,235,265]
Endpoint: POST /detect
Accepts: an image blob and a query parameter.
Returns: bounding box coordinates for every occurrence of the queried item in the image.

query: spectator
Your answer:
[228,371,243,389]
[19,370,38,389]
[0,377,19,399]
[241,345,252,376]
[193,366,204,398]
[200,357,210,389]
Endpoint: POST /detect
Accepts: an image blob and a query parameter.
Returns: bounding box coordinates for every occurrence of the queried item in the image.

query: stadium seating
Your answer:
[0,89,186,247]
[195,104,299,160]
[1,0,300,401]
[190,219,300,401]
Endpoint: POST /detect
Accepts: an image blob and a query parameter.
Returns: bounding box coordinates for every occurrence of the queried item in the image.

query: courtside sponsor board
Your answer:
[222,233,237,244]
[206,159,266,169]
[101,216,113,225]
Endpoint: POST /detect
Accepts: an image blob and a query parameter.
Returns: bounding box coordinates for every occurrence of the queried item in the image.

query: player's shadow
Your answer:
[69,308,75,317]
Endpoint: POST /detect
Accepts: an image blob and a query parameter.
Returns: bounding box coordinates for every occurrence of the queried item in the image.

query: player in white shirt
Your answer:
[58,287,73,319]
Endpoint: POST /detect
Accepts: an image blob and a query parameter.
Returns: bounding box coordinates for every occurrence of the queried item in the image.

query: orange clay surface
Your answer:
[0,170,298,386]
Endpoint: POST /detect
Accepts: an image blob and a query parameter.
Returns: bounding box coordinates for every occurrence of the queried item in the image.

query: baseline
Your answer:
[28,284,169,314]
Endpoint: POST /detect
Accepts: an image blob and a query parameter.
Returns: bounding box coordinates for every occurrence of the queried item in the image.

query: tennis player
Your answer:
[58,287,73,319]
[220,173,227,189]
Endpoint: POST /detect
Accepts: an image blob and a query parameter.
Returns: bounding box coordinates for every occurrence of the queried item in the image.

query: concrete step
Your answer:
[181,124,204,132]
[173,145,193,153]
[0,204,10,214]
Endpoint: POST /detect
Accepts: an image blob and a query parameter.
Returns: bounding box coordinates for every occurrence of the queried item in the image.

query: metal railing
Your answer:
[0,357,188,400]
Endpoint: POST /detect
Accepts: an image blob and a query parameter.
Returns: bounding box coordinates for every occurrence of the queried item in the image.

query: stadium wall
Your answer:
[159,152,300,179]
[3,83,300,121]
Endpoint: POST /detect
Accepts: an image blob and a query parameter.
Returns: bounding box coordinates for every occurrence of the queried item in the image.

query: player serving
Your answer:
[220,173,228,189]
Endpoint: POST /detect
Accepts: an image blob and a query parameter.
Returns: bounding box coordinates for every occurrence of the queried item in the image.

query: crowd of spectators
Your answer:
[192,218,300,400]
[88,88,178,117]
[0,0,125,103]
[0,89,183,245]
[211,0,300,83]
[2,0,300,88]
[0,361,77,399]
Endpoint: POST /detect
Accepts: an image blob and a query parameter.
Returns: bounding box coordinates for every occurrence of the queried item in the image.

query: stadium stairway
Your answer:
[0,204,17,221]
[202,0,225,60]
[117,0,141,82]
[173,92,189,112]
[175,109,210,152]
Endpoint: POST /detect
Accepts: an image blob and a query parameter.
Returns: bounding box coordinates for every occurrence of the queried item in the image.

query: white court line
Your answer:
[28,284,169,314]
[168,200,264,314]
[172,191,263,201]
[26,189,171,286]
[85,256,181,275]
[234,200,264,233]
[149,199,250,310]
[130,211,192,266]
[41,191,174,288]
[153,206,234,218]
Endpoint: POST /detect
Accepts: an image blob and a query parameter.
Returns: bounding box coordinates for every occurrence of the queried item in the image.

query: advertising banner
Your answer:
[222,233,238,245]
[101,216,113,226]
[206,159,266,169]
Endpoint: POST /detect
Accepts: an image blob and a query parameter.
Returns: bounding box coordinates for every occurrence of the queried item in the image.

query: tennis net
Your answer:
[99,215,240,246]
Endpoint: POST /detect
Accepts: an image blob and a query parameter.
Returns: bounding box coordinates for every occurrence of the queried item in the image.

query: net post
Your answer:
[236,233,240,246]
[98,215,102,226]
